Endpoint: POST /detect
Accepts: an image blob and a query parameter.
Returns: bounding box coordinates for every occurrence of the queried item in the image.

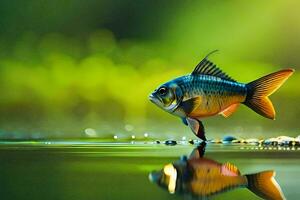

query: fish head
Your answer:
[149,81,183,113]
[149,163,178,194]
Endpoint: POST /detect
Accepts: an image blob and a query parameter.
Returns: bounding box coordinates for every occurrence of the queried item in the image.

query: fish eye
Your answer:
[158,87,167,96]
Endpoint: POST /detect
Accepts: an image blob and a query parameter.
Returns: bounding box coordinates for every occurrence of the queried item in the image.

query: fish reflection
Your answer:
[149,144,285,200]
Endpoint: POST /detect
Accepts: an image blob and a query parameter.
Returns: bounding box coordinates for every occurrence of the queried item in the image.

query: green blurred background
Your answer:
[0,0,299,139]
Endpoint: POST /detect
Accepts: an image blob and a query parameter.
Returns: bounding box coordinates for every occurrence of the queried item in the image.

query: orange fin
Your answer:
[245,69,294,120]
[221,162,241,176]
[188,143,207,159]
[186,118,206,141]
[246,171,285,200]
[220,103,239,118]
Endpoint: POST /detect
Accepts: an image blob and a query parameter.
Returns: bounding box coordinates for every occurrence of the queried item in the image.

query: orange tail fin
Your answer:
[244,69,294,119]
[246,170,285,200]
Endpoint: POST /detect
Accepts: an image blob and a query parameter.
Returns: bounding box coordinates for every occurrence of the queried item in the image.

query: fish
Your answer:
[149,51,294,141]
[149,147,285,200]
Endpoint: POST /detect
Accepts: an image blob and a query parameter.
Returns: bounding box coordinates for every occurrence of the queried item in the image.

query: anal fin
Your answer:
[186,117,206,141]
[220,103,239,118]
[189,143,206,159]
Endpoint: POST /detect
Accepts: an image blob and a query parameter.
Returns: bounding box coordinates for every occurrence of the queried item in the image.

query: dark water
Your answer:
[0,141,299,200]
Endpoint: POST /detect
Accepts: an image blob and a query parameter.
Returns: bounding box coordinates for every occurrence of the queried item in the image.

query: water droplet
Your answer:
[84,128,97,137]
[125,124,134,131]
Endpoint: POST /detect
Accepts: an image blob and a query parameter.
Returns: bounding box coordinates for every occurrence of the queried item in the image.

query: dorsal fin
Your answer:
[192,50,236,82]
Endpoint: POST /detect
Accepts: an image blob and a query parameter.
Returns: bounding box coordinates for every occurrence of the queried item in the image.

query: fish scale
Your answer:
[149,52,294,140]
[177,74,247,116]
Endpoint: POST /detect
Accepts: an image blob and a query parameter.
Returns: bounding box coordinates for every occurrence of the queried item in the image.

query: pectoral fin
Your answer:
[186,117,206,141]
[181,97,202,114]
[220,103,239,118]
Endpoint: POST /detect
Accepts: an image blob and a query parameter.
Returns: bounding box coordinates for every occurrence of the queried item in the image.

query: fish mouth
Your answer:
[149,92,164,108]
[149,93,159,104]
[149,93,155,101]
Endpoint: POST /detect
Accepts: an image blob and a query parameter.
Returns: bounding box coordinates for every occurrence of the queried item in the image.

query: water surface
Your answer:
[0,141,299,200]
